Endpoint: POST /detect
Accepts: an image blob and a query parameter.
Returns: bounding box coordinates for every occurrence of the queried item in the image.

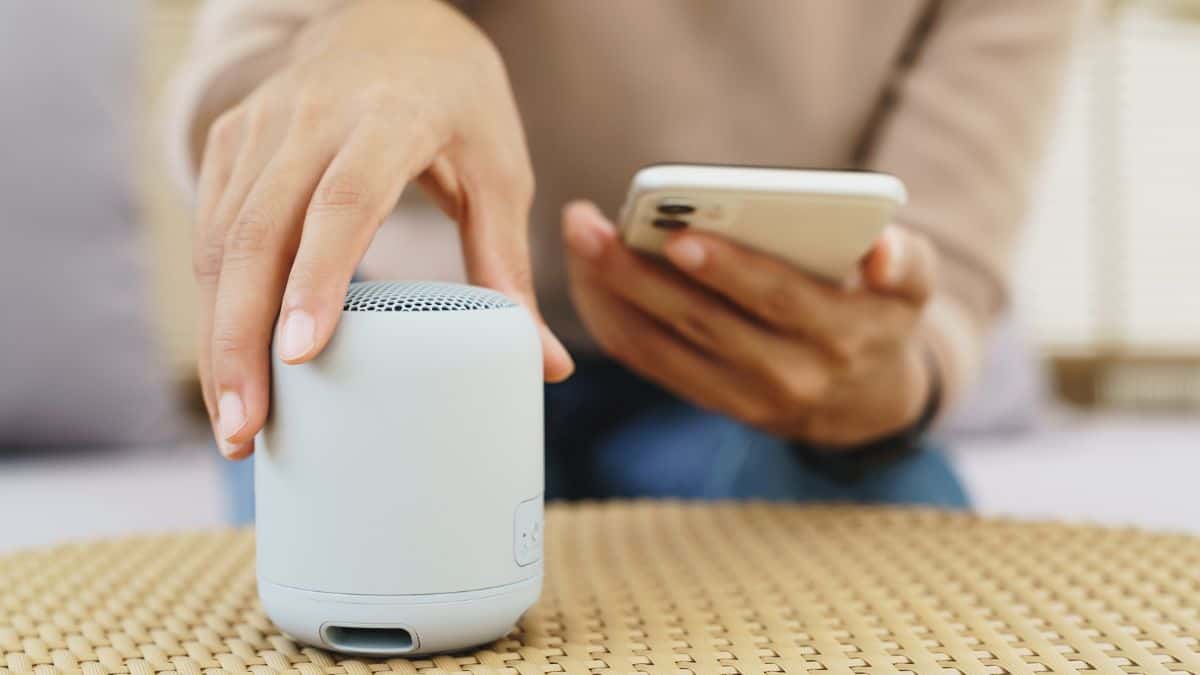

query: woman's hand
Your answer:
[193,0,572,459]
[563,201,937,447]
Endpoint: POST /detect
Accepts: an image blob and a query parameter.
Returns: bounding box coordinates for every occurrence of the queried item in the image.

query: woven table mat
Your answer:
[2,503,1200,675]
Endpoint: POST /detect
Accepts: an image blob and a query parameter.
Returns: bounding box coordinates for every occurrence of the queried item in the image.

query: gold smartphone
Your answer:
[618,163,906,282]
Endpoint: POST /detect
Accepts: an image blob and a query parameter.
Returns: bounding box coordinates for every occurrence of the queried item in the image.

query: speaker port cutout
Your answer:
[652,218,689,230]
[322,625,416,655]
[656,199,695,215]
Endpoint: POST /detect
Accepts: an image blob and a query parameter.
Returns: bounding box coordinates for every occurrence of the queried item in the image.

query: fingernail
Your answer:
[218,439,240,459]
[218,391,246,441]
[665,238,706,270]
[278,310,316,361]
[884,228,905,285]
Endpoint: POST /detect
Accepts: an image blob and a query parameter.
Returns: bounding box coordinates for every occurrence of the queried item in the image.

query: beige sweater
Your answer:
[167,0,1080,405]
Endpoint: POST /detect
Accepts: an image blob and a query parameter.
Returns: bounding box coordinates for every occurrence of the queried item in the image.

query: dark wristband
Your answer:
[791,348,943,484]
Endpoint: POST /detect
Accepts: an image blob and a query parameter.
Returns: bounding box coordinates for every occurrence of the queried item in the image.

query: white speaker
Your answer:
[255,280,545,656]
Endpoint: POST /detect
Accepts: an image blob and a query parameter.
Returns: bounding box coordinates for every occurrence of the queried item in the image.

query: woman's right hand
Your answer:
[192,0,572,460]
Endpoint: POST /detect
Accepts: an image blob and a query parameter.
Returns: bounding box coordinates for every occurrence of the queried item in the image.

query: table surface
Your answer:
[2,502,1199,675]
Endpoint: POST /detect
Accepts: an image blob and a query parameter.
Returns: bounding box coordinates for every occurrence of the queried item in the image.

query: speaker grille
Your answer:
[343,280,517,313]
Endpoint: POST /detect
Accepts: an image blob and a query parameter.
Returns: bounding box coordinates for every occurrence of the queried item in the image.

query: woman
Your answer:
[167,0,1080,519]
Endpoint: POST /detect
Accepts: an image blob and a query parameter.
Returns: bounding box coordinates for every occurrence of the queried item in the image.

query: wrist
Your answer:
[792,345,943,482]
[295,0,479,62]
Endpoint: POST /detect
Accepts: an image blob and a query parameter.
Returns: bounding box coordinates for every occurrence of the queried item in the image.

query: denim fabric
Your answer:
[221,358,967,524]
[544,359,968,505]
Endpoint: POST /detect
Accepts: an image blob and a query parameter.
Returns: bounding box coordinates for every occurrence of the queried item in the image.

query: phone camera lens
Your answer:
[657,200,695,215]
[652,218,689,230]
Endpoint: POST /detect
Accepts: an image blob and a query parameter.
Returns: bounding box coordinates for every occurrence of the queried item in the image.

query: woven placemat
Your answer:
[2,502,1199,674]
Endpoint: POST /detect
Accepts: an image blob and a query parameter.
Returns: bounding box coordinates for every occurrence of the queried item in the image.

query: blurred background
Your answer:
[1,0,1197,550]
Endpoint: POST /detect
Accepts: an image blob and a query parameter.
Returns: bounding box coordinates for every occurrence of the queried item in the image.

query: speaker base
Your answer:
[258,572,542,656]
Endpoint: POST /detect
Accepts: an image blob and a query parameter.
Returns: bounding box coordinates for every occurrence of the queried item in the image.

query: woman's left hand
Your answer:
[563,200,938,447]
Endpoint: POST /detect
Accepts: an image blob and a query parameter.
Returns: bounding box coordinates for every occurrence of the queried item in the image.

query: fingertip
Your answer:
[563,199,603,223]
[864,225,901,289]
[544,357,574,383]
[563,202,615,261]
[540,324,575,383]
[213,419,254,459]
[883,227,907,287]
[562,199,590,221]
[864,225,936,304]
[219,438,254,461]
[663,235,706,271]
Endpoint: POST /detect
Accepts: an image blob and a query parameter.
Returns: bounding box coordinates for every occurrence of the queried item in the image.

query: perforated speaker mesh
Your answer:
[342,280,517,313]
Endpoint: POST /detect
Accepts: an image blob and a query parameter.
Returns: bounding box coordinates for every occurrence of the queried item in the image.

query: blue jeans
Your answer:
[222,358,967,524]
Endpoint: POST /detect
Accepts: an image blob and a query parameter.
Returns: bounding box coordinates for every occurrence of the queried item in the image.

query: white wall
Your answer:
[1015,8,1200,352]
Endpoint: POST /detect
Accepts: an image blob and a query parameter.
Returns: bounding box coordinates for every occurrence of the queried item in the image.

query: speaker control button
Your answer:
[513,495,543,567]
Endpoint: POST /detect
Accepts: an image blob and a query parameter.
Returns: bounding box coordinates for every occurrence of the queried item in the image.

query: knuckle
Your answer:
[192,219,228,281]
[242,98,277,139]
[211,325,245,360]
[223,206,276,261]
[756,283,797,321]
[828,329,869,363]
[359,83,403,114]
[311,171,369,213]
[191,239,224,281]
[291,91,334,129]
[473,34,507,72]
[206,109,243,154]
[775,369,830,406]
[362,90,439,138]
[671,311,719,350]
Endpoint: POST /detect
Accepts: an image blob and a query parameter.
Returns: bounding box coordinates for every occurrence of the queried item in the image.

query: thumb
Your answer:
[458,178,575,383]
[863,225,937,305]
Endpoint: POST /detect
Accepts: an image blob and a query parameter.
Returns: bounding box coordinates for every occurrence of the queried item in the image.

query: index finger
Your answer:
[661,231,921,356]
[455,156,574,383]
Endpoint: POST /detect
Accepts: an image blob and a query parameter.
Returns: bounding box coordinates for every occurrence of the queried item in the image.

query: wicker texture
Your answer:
[2,503,1200,675]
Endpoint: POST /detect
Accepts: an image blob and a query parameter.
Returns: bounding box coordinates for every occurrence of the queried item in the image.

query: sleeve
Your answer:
[862,0,1083,405]
[163,0,350,198]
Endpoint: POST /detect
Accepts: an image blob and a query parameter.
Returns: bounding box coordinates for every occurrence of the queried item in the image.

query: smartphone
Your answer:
[617,163,906,282]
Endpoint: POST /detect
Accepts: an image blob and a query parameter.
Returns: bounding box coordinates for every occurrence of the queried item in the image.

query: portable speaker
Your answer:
[255,280,544,656]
